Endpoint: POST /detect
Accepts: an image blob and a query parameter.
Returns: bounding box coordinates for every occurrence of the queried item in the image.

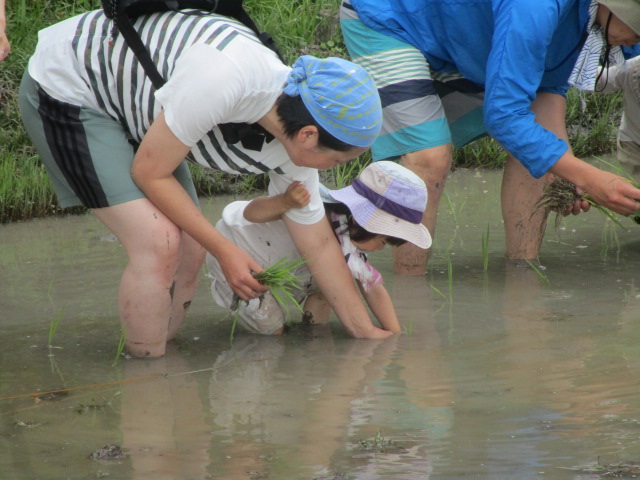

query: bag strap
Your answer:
[113,11,167,88]
[110,4,284,89]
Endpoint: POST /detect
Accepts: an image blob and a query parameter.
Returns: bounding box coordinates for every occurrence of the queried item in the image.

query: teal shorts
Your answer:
[18,71,198,209]
[340,1,487,160]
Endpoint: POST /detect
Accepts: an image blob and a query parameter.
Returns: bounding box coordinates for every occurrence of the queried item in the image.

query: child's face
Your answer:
[352,235,388,253]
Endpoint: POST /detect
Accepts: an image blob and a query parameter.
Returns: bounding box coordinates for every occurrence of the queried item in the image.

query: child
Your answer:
[206,161,432,335]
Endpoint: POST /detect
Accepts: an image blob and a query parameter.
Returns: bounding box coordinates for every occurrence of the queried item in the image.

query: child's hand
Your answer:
[283,181,311,209]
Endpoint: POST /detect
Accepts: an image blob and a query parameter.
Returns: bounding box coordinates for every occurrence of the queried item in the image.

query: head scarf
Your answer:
[284,55,382,147]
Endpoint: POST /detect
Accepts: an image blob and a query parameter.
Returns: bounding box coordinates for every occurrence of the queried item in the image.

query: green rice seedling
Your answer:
[443,191,457,223]
[402,316,414,336]
[481,224,490,273]
[447,256,453,303]
[359,429,407,455]
[430,284,447,301]
[253,256,307,312]
[47,280,63,349]
[112,328,126,367]
[229,256,307,341]
[48,307,63,349]
[229,308,241,343]
[600,219,621,261]
[48,355,67,386]
[595,157,640,224]
[443,191,467,225]
[525,260,550,286]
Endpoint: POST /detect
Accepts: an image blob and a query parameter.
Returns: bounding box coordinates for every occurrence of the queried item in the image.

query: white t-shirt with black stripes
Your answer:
[28,9,324,225]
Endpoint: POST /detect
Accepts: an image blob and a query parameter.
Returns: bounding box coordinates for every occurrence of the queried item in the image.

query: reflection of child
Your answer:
[206,161,432,335]
[596,50,640,176]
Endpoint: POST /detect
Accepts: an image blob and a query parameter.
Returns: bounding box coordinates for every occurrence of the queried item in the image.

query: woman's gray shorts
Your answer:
[19,71,198,209]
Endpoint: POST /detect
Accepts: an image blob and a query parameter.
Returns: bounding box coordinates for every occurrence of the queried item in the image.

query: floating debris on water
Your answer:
[89,444,125,461]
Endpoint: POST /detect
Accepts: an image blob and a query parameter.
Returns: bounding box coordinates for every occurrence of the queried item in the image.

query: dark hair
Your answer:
[324,202,407,247]
[277,94,353,152]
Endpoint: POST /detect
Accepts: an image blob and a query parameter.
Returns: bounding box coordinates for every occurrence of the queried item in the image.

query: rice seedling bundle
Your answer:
[534,166,640,228]
[229,256,307,340]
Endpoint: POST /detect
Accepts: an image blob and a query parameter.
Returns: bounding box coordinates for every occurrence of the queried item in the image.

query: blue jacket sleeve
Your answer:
[483,1,570,178]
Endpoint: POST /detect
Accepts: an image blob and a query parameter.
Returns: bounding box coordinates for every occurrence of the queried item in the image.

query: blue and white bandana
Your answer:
[284,55,382,147]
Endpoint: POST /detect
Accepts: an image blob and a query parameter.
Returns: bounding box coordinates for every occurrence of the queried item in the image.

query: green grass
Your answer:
[0,0,624,223]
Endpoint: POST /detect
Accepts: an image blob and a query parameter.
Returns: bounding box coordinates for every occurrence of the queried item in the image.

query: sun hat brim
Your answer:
[600,0,640,36]
[327,186,432,249]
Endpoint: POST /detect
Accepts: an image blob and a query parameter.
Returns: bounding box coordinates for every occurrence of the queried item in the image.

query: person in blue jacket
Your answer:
[340,0,640,275]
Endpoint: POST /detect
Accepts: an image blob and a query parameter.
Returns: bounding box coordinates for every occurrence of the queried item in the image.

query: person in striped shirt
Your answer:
[19,8,389,358]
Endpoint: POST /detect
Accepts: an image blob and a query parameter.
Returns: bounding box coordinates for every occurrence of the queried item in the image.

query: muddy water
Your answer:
[1,168,640,480]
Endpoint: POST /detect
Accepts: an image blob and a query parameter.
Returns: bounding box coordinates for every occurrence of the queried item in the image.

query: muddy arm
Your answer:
[358,282,401,333]
[283,215,392,339]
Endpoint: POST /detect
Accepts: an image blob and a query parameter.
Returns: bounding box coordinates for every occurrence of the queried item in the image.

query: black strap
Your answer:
[114,11,166,88]
[111,4,284,88]
[110,5,282,145]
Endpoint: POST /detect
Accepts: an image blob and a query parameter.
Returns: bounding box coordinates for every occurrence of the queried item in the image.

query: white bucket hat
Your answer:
[322,161,432,249]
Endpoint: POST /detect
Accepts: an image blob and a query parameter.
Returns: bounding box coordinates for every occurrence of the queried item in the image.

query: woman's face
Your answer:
[284,125,369,170]
[598,5,640,46]
[292,144,369,170]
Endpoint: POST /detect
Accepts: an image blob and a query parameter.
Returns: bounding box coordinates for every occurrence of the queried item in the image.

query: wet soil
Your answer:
[2,169,640,479]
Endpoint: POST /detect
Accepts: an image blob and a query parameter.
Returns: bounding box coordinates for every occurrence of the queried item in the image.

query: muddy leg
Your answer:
[395,144,452,275]
[94,198,184,358]
[501,154,548,261]
[167,233,204,342]
[502,92,565,262]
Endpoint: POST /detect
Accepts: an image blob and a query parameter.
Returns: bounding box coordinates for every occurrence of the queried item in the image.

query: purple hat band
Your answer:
[351,178,423,224]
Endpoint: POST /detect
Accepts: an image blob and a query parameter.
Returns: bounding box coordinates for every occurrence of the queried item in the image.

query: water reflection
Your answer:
[2,170,640,479]
[121,344,211,480]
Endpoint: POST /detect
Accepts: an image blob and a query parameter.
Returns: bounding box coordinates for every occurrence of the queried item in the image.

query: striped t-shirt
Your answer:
[29,9,326,225]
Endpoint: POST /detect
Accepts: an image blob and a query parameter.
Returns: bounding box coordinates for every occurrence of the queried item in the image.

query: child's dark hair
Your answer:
[324,202,407,247]
[277,95,353,152]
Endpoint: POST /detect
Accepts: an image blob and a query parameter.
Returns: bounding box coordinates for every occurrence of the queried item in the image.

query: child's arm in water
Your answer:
[243,181,311,223]
[302,284,401,333]
[358,283,402,333]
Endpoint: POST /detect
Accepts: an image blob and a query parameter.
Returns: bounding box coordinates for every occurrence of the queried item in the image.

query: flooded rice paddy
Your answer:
[1,168,640,480]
